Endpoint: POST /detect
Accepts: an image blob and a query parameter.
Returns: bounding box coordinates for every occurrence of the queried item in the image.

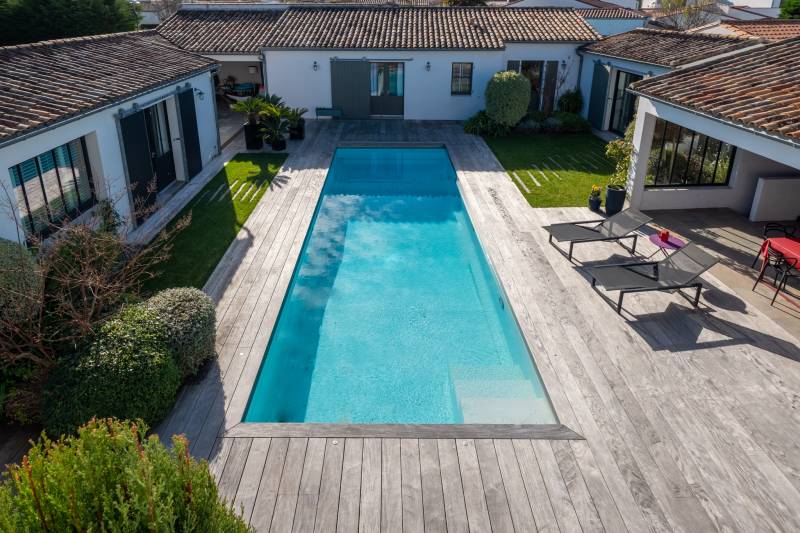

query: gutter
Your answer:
[627,90,800,151]
[0,65,219,151]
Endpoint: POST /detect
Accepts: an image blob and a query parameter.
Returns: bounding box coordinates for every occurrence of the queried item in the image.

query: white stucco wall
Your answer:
[627,97,800,215]
[0,70,218,243]
[263,43,582,121]
[578,52,669,124]
[584,18,647,37]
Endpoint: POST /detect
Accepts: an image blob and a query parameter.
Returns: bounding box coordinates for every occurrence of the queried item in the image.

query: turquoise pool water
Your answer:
[243,147,556,424]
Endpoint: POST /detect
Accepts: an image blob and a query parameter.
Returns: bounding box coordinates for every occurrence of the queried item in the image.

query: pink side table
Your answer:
[648,233,686,258]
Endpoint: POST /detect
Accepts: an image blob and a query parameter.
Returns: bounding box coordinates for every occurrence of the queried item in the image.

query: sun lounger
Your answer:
[543,208,652,261]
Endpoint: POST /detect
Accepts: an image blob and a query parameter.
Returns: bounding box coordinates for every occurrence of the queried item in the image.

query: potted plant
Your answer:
[231,97,265,150]
[286,107,309,140]
[588,184,602,212]
[260,103,289,151]
[604,115,635,216]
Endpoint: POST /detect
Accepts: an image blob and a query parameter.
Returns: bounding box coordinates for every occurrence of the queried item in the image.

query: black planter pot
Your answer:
[243,123,263,150]
[588,196,601,212]
[605,185,626,216]
[271,138,287,152]
[289,119,305,140]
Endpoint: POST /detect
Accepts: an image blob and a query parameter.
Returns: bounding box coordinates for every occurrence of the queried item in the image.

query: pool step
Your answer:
[459,397,556,424]
[453,379,538,399]
[449,364,527,382]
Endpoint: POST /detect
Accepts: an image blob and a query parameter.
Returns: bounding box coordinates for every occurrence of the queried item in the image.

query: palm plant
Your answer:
[259,103,289,148]
[230,97,265,126]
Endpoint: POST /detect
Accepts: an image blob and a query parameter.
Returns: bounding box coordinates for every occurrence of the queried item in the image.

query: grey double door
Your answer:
[331,60,404,119]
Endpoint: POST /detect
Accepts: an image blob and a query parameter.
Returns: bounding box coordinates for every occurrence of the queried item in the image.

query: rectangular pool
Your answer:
[243,147,556,424]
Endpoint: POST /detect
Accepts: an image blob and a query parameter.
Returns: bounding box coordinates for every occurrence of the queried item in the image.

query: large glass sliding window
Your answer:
[9,137,96,239]
[370,62,404,97]
[645,118,735,187]
[507,60,543,111]
[608,70,642,134]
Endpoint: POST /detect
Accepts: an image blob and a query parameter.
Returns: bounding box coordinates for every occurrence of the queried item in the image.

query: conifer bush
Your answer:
[146,287,217,378]
[0,418,251,532]
[485,71,531,127]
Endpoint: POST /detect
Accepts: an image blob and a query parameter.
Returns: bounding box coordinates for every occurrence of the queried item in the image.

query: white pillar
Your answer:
[627,107,657,210]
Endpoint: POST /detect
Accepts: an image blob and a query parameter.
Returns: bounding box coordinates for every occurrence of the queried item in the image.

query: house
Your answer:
[643,2,778,30]
[626,37,800,221]
[577,28,760,134]
[0,31,219,244]
[159,5,601,120]
[688,18,800,40]
[574,6,648,36]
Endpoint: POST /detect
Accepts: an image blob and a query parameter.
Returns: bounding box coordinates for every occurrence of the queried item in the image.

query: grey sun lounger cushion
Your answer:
[588,242,719,312]
[544,208,652,242]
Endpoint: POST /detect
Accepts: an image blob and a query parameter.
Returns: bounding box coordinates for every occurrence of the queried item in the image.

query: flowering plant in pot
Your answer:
[260,103,289,151]
[286,107,309,140]
[588,184,602,212]
[231,97,265,150]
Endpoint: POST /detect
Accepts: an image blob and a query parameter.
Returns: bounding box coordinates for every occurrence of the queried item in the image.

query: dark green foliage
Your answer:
[0,418,252,532]
[485,71,531,127]
[780,0,800,17]
[0,0,140,46]
[557,89,584,114]
[42,305,180,436]
[516,112,590,134]
[464,110,510,137]
[147,288,216,377]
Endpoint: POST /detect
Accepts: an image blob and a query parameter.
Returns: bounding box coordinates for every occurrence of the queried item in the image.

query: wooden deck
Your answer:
[154,120,800,531]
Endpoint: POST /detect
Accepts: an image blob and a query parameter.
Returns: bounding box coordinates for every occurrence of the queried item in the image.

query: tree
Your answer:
[0,0,140,46]
[780,0,800,18]
[657,0,715,30]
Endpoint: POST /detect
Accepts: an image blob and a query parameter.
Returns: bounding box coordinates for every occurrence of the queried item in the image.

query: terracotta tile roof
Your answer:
[575,7,646,19]
[0,31,216,144]
[580,28,757,67]
[262,6,600,49]
[158,9,284,54]
[630,37,800,144]
[716,20,800,42]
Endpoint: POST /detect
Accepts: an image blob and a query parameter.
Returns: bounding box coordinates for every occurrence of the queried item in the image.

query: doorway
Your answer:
[608,70,642,135]
[369,62,404,117]
[143,101,176,192]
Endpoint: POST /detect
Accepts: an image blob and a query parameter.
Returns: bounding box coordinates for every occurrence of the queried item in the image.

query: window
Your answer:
[370,62,404,97]
[9,137,96,239]
[608,70,642,134]
[645,118,735,187]
[451,63,473,95]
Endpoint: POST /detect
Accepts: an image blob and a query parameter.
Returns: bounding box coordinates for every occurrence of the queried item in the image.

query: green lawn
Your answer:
[143,153,287,293]
[484,133,615,208]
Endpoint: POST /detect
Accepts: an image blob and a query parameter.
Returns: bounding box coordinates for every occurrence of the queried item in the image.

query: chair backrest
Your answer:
[597,208,652,238]
[657,242,718,286]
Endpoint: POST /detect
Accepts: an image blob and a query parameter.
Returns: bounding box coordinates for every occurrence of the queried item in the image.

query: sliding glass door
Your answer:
[370,62,404,117]
[609,70,642,135]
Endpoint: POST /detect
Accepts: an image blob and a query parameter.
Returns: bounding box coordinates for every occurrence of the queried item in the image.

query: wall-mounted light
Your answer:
[425,61,431,71]
[194,88,205,100]
[313,61,319,71]
[560,60,567,68]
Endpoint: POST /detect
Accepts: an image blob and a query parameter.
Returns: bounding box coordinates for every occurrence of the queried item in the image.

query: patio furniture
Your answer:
[315,107,342,118]
[752,237,800,304]
[543,208,652,261]
[587,242,719,313]
[771,260,799,306]
[647,232,685,259]
[750,218,799,268]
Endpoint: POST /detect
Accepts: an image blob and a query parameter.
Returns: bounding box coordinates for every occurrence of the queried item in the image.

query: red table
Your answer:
[759,237,800,266]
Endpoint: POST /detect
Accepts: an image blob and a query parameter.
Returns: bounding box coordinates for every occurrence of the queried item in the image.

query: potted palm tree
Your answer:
[604,116,635,216]
[286,107,309,140]
[260,103,289,151]
[231,97,265,150]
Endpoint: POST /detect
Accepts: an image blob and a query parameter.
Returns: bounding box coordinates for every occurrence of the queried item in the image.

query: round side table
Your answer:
[648,233,686,259]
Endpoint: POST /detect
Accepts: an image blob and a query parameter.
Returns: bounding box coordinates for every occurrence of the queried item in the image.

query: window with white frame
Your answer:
[451,63,473,95]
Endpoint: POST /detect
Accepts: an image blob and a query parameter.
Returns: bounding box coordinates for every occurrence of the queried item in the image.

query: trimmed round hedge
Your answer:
[146,287,216,377]
[0,418,252,532]
[485,71,531,127]
[43,305,180,436]
[0,237,40,322]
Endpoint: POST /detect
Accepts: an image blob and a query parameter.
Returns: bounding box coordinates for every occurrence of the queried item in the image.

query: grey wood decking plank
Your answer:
[473,440,515,533]
[511,439,560,533]
[455,439,492,533]
[381,438,403,533]
[314,438,345,533]
[219,438,253,503]
[400,439,424,533]
[359,438,382,533]
[234,438,272,524]
[270,438,310,533]
[437,439,469,533]
[250,437,290,531]
[493,439,536,533]
[551,440,604,533]
[418,439,446,533]
[337,438,363,533]
[531,440,583,533]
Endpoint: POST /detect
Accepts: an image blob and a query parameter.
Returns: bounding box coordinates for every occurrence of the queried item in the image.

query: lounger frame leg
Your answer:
[617,292,625,314]
[568,242,575,261]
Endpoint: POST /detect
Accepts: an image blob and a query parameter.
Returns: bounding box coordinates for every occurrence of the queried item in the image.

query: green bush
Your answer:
[147,288,216,378]
[485,71,531,127]
[0,418,251,532]
[0,238,40,323]
[515,112,590,134]
[464,110,510,137]
[557,89,583,114]
[42,305,180,436]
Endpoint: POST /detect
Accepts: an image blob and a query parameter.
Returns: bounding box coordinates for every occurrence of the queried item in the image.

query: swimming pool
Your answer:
[243,147,556,424]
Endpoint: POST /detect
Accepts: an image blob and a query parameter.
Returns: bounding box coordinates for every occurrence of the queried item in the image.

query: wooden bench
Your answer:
[315,107,342,118]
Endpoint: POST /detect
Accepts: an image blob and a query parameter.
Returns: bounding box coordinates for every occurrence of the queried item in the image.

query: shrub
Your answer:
[0,418,252,532]
[605,115,637,189]
[147,288,216,377]
[42,305,180,436]
[514,112,590,134]
[485,71,530,127]
[464,110,510,137]
[557,89,583,114]
[0,238,40,323]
